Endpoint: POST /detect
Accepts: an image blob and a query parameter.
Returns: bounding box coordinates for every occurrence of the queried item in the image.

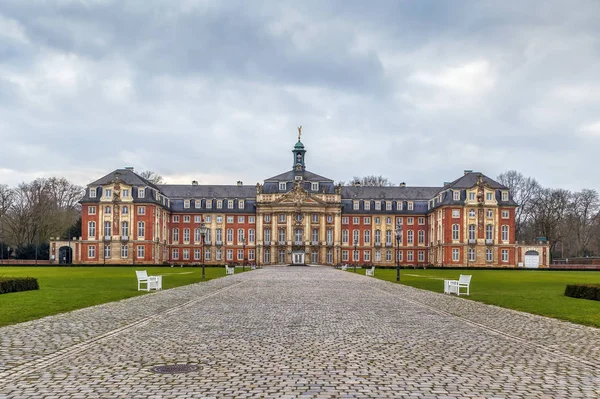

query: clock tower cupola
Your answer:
[293,125,306,171]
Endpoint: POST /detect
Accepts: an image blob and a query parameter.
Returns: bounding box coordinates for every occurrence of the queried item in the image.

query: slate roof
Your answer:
[158,185,256,199]
[89,169,161,191]
[341,186,441,200]
[264,169,334,182]
[444,172,507,190]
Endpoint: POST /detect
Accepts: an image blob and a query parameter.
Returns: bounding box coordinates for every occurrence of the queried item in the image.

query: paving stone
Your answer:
[1,267,599,398]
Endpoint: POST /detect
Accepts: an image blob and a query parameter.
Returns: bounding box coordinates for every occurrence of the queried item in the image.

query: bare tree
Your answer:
[348,175,394,187]
[529,188,571,256]
[570,189,600,256]
[139,170,165,185]
[497,170,541,241]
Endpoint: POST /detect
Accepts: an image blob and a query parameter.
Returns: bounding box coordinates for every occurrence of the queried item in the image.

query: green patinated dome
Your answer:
[294,140,305,149]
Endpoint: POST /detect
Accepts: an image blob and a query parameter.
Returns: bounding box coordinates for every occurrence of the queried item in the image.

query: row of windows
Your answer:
[351,200,415,211]
[341,229,425,245]
[90,187,145,199]
[88,205,143,215]
[279,182,320,191]
[451,209,510,219]
[172,215,256,224]
[88,245,145,259]
[172,248,256,261]
[342,216,425,225]
[263,214,335,223]
[451,224,510,241]
[181,199,246,210]
[341,249,426,262]
[452,248,511,262]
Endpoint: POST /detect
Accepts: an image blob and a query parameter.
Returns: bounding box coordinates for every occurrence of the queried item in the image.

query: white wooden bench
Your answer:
[341,264,348,271]
[136,270,162,291]
[365,266,375,277]
[225,265,235,275]
[444,274,472,296]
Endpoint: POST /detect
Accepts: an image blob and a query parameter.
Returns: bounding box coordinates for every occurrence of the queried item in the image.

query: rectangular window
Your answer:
[183,228,190,242]
[184,200,190,209]
[502,210,509,219]
[386,202,392,211]
[407,202,413,210]
[122,189,129,198]
[183,249,190,260]
[238,200,245,209]
[205,248,211,261]
[173,228,179,242]
[195,200,202,209]
[121,245,128,258]
[264,228,271,243]
[353,217,359,224]
[468,248,476,262]
[487,209,493,218]
[418,230,425,244]
[195,215,202,223]
[249,216,255,223]
[279,214,286,223]
[137,245,145,259]
[227,216,234,223]
[375,201,381,210]
[364,201,370,210]
[138,189,145,198]
[194,249,201,260]
[216,249,223,260]
[172,248,179,260]
[311,182,319,191]
[216,216,223,224]
[375,250,381,261]
[407,217,414,225]
[418,251,425,262]
[279,182,286,190]
[452,209,459,218]
[249,249,255,261]
[502,191,509,201]
[386,250,392,261]
[105,206,111,214]
[173,215,179,223]
[183,215,190,223]
[418,217,425,225]
[226,249,233,260]
[138,206,145,215]
[501,249,509,262]
[452,248,459,262]
[397,201,403,210]
[407,250,414,262]
[88,245,96,258]
[327,214,333,223]
[311,214,319,223]
[342,217,349,224]
[453,191,460,201]
[206,200,212,209]
[386,217,392,224]
[105,188,112,198]
[89,188,97,198]
[238,216,245,223]
[486,249,493,262]
[353,249,359,261]
[227,200,233,209]
[364,217,370,224]
[353,201,360,210]
[486,192,494,201]
[217,200,223,209]
[88,206,96,215]
[469,192,476,201]
[237,249,244,260]
[364,250,370,262]
[452,224,459,241]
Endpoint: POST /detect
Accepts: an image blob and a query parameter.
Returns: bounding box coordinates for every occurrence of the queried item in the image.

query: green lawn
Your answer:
[348,268,600,328]
[0,266,247,327]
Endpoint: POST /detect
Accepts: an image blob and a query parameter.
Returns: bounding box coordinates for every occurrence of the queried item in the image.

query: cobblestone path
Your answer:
[1,267,599,398]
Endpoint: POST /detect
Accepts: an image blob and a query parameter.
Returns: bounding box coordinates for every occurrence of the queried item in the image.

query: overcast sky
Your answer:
[1,0,599,192]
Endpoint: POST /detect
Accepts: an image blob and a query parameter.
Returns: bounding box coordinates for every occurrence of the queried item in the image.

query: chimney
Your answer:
[399,182,406,187]
[125,166,134,171]
[353,181,361,187]
[192,180,198,186]
[237,181,243,186]
[464,169,473,175]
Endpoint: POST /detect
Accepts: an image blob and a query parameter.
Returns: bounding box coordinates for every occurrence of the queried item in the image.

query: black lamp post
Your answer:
[353,238,358,272]
[199,221,208,279]
[395,225,402,282]
[241,237,246,271]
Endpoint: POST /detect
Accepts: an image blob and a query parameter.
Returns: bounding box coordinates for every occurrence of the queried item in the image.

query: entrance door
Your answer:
[524,250,540,268]
[292,252,305,265]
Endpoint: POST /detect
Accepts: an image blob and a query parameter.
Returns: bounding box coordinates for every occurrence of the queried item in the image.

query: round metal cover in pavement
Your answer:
[151,364,198,374]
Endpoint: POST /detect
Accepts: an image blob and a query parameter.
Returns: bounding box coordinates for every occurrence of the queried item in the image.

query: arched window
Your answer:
[342,229,349,243]
[238,228,245,243]
[353,229,359,244]
[226,228,233,242]
[375,229,381,244]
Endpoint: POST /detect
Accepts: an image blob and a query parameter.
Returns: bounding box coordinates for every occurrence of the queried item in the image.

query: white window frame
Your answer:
[89,187,97,198]
[501,249,509,262]
[311,182,319,191]
[279,182,286,190]
[238,200,245,209]
[88,206,96,215]
[453,191,460,201]
[353,201,359,210]
[452,209,460,218]
[407,202,413,210]
[88,245,96,258]
[137,206,145,215]
[227,200,234,209]
[452,248,460,262]
[138,188,145,198]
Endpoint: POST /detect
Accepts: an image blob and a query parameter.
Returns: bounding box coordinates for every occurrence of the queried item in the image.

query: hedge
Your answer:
[0,277,39,294]
[564,284,600,301]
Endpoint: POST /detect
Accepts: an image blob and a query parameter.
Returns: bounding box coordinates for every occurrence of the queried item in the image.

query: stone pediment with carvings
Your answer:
[272,183,327,206]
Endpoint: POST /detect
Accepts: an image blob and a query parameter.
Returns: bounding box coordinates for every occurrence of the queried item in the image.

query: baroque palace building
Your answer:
[50,134,549,268]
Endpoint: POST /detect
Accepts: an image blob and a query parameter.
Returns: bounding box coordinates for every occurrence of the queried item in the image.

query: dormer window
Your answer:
[364,201,371,210]
[195,200,202,209]
[353,201,360,210]
[486,192,494,201]
[184,200,190,209]
[138,188,145,198]
[469,192,475,201]
[238,200,245,209]
[216,200,223,209]
[227,200,234,209]
[407,202,414,211]
[453,191,460,201]
[375,201,381,210]
[105,189,112,198]
[386,202,392,210]
[279,182,286,190]
[397,201,403,210]
[89,188,97,198]
[502,191,509,201]
[311,182,319,191]
[206,200,212,209]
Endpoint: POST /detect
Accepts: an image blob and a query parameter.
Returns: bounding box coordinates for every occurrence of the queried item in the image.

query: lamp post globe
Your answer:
[395,225,402,282]
[199,221,208,279]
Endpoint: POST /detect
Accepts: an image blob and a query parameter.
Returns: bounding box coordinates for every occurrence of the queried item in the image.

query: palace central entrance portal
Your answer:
[292,251,305,265]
